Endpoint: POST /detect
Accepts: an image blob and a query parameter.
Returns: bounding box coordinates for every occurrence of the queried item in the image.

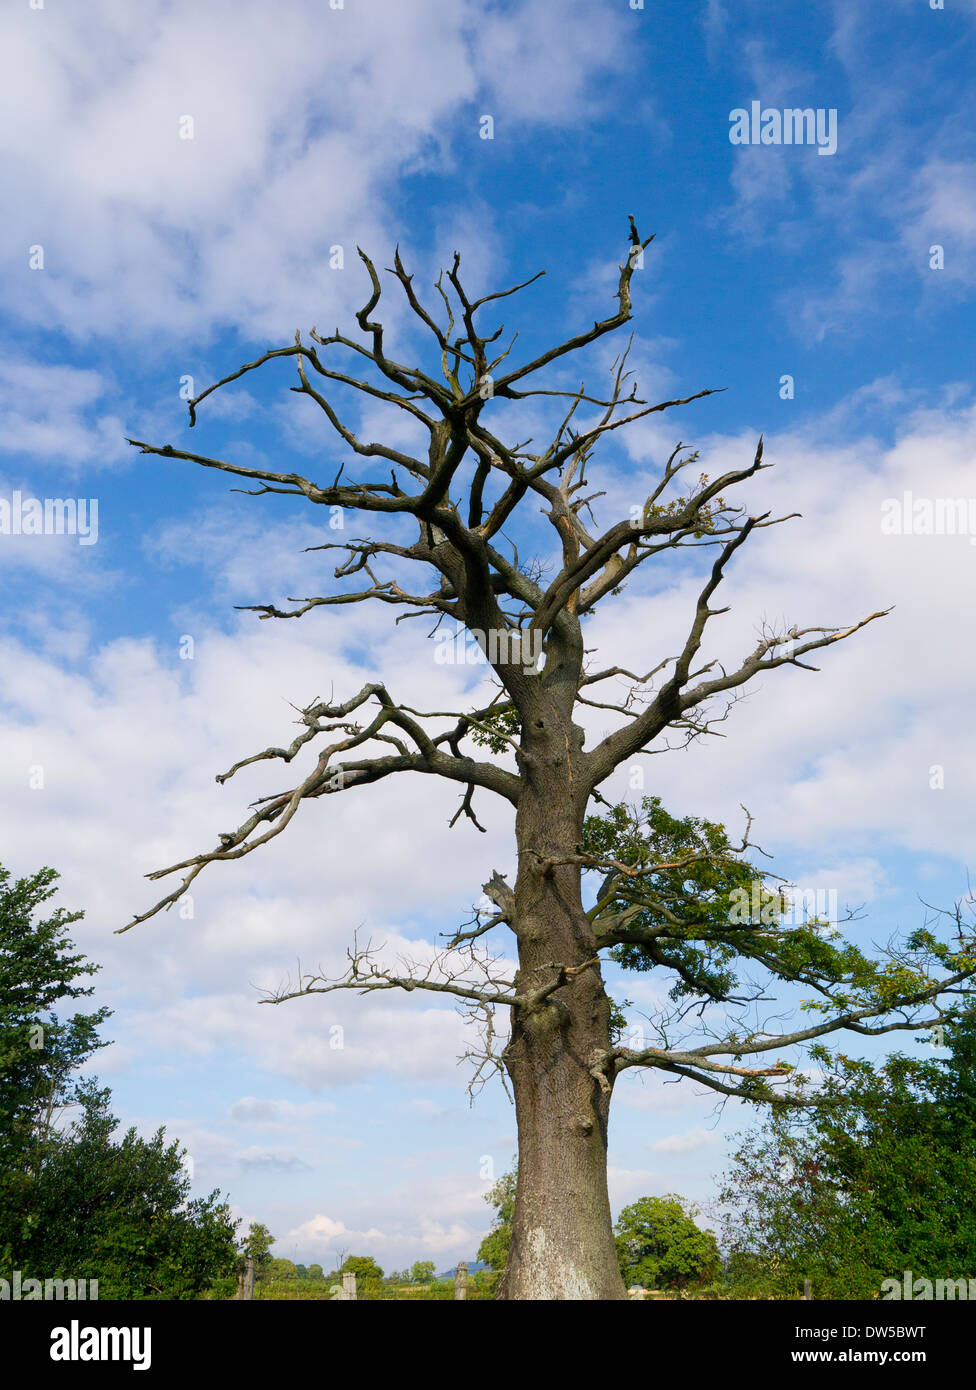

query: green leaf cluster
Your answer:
[614,1193,721,1290]
[718,1012,976,1298]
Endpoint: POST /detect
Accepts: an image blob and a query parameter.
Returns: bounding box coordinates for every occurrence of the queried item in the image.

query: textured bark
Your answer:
[498,707,626,1300]
[500,958,624,1299]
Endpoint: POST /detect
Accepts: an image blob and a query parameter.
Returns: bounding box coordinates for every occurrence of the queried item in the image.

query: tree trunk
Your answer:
[499,969,625,1299]
[498,720,626,1300]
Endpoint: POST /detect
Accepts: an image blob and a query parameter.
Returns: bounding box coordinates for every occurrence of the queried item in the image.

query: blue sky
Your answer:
[3,0,976,1271]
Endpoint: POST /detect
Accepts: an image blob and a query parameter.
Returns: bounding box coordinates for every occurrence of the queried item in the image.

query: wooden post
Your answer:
[454,1261,468,1300]
[234,1257,255,1300]
[342,1271,358,1301]
[803,1278,812,1301]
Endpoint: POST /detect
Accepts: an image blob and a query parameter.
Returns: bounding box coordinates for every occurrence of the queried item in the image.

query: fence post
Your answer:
[342,1271,358,1301]
[803,1278,812,1301]
[454,1261,468,1300]
[235,1257,255,1301]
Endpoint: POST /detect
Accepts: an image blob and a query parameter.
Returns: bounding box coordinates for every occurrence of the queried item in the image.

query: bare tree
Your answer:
[121,225,976,1299]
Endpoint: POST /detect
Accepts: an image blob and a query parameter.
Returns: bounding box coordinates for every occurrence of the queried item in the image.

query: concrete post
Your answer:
[235,1257,255,1301]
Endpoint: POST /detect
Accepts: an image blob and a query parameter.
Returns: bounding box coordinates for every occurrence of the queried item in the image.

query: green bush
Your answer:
[615,1194,720,1290]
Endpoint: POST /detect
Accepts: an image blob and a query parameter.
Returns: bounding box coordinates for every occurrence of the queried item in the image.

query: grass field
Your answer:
[251,1277,495,1301]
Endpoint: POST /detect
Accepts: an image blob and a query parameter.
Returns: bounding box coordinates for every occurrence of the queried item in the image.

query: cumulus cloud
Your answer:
[229,1097,337,1127]
[648,1127,719,1155]
[0,359,127,467]
[0,0,629,343]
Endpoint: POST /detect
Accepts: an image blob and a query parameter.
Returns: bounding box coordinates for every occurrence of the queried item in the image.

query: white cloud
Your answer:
[229,1097,337,1127]
[903,159,976,286]
[648,1127,718,1155]
[584,396,976,875]
[0,359,127,467]
[714,9,976,336]
[0,0,629,342]
[284,1213,385,1249]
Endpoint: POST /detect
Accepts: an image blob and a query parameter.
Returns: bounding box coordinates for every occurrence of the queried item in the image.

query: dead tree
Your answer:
[122,225,976,1300]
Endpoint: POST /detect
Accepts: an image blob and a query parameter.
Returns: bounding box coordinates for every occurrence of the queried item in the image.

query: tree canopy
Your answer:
[0,861,238,1298]
[12,1083,238,1299]
[340,1253,384,1284]
[0,866,109,1182]
[718,1008,976,1298]
[614,1194,720,1291]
